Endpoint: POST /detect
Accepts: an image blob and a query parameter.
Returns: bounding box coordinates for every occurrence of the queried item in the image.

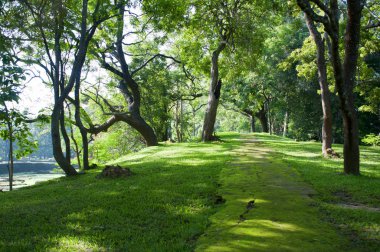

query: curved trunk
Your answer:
[60,108,71,163]
[113,6,158,146]
[51,106,78,176]
[202,43,226,141]
[304,13,333,157]
[120,113,158,146]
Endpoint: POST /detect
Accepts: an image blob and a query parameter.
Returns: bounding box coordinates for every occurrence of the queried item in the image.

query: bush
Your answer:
[362,133,380,146]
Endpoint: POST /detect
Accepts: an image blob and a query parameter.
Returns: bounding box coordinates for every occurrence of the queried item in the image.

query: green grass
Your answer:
[252,133,380,250]
[0,133,240,251]
[195,134,350,251]
[0,132,379,251]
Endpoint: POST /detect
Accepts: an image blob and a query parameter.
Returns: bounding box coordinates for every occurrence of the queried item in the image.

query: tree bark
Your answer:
[256,105,269,133]
[120,113,159,146]
[67,104,82,170]
[340,0,362,174]
[283,111,289,137]
[8,134,13,191]
[304,13,333,157]
[5,106,13,191]
[250,115,255,133]
[60,109,71,163]
[327,0,361,174]
[202,42,226,141]
[51,106,77,175]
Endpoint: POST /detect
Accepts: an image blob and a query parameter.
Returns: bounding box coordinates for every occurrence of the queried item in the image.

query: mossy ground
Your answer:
[0,133,379,251]
[195,135,349,252]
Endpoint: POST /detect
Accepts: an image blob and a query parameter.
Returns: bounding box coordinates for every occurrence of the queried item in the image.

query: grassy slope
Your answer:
[0,133,379,251]
[252,133,380,251]
[0,136,238,251]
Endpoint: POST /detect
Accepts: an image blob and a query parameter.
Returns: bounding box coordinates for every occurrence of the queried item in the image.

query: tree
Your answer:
[0,51,36,190]
[303,14,334,157]
[297,0,365,175]
[9,0,116,174]
[201,0,245,141]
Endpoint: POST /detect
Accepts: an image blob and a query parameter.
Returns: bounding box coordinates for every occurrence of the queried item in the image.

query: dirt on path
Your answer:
[195,136,350,252]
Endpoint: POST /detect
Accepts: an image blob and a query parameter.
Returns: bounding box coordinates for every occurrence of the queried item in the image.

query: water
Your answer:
[0,162,64,191]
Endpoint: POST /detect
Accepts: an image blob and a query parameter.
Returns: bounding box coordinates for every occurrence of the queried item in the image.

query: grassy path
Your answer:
[0,133,377,251]
[196,135,348,251]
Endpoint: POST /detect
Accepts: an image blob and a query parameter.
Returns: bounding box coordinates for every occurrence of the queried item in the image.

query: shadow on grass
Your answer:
[0,139,237,251]
[251,133,380,250]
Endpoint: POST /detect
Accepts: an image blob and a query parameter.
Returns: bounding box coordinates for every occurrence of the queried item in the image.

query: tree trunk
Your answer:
[202,42,226,141]
[68,108,81,170]
[80,128,89,170]
[256,106,269,133]
[51,106,78,176]
[250,115,255,133]
[8,125,13,191]
[340,0,362,175]
[327,0,362,174]
[304,13,333,157]
[110,6,159,146]
[120,112,158,146]
[283,111,289,137]
[60,108,71,163]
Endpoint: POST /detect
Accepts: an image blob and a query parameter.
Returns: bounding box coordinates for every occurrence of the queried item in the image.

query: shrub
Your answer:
[362,133,380,146]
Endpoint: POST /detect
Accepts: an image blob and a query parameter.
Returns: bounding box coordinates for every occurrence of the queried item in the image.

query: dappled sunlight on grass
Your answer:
[196,137,347,252]
[282,151,321,158]
[252,133,380,250]
[50,236,105,252]
[0,133,241,251]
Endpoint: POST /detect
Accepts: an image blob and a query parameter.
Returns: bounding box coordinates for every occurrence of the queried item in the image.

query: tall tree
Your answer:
[11,0,116,175]
[0,50,36,190]
[297,0,365,174]
[303,13,334,157]
[201,0,244,141]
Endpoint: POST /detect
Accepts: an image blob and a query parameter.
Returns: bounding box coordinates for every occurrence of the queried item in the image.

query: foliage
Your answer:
[0,49,37,160]
[362,133,380,146]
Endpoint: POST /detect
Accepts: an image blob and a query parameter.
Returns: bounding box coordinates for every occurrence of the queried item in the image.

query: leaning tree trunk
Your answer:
[112,6,158,146]
[120,112,158,146]
[60,109,71,163]
[202,42,226,141]
[305,13,333,157]
[51,105,78,176]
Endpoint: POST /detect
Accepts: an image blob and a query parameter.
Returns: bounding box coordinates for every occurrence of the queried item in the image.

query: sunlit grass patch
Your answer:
[0,133,239,251]
[254,133,380,250]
